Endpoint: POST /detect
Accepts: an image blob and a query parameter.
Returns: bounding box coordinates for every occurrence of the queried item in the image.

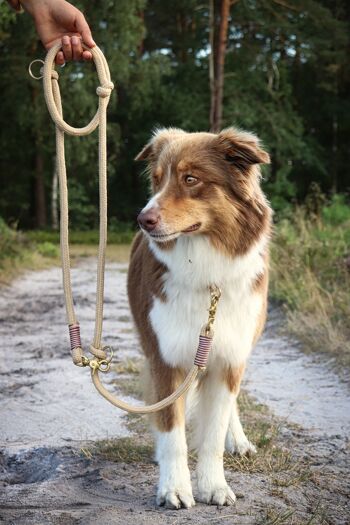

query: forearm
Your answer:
[6,0,95,62]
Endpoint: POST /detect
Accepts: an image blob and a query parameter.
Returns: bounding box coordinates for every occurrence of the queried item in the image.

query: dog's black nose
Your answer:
[137,208,160,232]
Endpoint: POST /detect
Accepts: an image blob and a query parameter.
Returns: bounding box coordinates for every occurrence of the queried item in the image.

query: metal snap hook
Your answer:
[28,59,45,80]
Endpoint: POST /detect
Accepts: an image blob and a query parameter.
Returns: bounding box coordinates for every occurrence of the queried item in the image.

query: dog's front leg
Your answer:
[146,359,195,509]
[195,368,236,506]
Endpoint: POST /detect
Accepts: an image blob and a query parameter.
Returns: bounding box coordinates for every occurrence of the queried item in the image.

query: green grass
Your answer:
[95,437,154,464]
[0,219,134,283]
[270,195,350,370]
[26,228,135,245]
[0,218,61,283]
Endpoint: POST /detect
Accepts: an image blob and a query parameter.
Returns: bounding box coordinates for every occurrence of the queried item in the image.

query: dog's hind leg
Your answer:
[224,364,257,456]
[144,357,195,510]
[225,398,257,456]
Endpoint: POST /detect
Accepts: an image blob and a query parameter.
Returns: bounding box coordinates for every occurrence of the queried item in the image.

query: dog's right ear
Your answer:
[135,142,153,162]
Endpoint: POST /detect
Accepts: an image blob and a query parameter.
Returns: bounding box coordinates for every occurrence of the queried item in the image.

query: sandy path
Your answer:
[0,261,138,451]
[0,260,349,524]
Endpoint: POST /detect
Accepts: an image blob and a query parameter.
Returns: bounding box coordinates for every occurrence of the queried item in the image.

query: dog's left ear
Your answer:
[135,127,187,162]
[217,127,270,168]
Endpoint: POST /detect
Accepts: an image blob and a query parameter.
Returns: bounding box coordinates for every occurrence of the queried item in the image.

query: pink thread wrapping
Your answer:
[69,323,82,351]
[194,334,213,367]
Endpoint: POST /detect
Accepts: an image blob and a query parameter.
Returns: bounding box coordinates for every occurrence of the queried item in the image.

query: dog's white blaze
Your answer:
[149,234,266,370]
[142,165,172,212]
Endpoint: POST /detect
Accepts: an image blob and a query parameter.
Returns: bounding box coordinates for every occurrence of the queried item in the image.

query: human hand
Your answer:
[20,0,95,64]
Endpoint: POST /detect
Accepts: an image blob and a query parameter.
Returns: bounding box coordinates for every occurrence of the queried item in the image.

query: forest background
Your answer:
[0,0,349,367]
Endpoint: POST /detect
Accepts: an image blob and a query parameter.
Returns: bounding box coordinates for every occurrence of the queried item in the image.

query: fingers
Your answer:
[71,35,83,61]
[82,50,92,61]
[62,35,72,61]
[56,36,93,64]
[55,51,65,65]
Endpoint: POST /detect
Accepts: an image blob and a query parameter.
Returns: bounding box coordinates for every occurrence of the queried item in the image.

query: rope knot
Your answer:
[51,70,59,81]
[96,81,114,98]
[90,345,107,360]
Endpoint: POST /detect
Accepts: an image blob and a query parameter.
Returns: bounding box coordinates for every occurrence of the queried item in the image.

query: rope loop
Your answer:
[42,42,114,136]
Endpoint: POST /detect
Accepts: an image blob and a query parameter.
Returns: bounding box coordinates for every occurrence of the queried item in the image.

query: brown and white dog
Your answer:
[127,127,272,509]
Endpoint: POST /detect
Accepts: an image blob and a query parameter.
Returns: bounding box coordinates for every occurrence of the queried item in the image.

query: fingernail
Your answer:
[71,36,79,45]
[62,35,70,45]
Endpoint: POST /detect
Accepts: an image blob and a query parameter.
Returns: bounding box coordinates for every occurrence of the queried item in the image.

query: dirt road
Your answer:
[1,260,349,524]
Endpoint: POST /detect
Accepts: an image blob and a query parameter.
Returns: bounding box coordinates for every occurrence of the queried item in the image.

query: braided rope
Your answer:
[39,42,216,414]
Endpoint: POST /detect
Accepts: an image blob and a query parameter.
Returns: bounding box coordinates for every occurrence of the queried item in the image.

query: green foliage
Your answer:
[270,196,350,367]
[36,241,59,258]
[0,0,349,229]
[0,216,22,261]
[26,228,135,245]
[322,194,350,226]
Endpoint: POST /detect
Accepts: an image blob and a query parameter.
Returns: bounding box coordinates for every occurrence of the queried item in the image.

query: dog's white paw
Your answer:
[197,484,236,506]
[156,487,195,509]
[225,433,257,456]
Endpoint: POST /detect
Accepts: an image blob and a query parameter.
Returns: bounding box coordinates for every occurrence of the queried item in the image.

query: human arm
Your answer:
[8,0,95,63]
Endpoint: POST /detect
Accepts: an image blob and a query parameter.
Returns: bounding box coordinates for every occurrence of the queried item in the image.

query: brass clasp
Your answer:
[205,285,221,335]
[80,347,114,373]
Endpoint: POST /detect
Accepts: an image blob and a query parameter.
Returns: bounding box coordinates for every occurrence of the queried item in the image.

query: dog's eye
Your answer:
[184,174,199,186]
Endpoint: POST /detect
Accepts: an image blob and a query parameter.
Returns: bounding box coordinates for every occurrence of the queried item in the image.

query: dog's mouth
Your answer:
[148,223,202,242]
[181,223,201,234]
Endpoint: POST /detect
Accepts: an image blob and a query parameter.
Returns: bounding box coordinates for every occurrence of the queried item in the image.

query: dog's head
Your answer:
[135,127,271,255]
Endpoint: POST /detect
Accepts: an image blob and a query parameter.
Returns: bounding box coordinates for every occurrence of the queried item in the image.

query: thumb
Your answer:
[75,13,95,48]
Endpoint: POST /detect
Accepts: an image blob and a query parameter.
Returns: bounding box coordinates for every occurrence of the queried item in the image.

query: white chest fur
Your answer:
[149,235,267,370]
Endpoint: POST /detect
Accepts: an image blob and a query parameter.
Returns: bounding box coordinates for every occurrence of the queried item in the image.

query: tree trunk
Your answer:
[209,0,215,129]
[209,0,231,132]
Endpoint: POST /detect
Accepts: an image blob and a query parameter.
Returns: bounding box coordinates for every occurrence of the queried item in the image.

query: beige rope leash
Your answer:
[29,43,221,414]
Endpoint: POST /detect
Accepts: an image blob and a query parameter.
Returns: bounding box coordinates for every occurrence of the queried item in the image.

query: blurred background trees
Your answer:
[0,0,348,229]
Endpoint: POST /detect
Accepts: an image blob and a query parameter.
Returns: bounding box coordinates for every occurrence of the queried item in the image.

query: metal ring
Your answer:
[102,346,114,364]
[97,360,111,373]
[28,59,45,80]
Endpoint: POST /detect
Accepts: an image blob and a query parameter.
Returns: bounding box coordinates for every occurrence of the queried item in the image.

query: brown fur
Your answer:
[129,127,272,435]
[135,128,271,258]
[128,233,185,431]
[222,364,245,394]
[143,357,185,431]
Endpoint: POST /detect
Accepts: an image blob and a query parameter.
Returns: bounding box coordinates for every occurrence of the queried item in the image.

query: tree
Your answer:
[209,0,232,132]
[0,0,348,229]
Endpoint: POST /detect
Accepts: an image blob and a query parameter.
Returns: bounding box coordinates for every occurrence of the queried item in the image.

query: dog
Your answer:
[127,126,272,509]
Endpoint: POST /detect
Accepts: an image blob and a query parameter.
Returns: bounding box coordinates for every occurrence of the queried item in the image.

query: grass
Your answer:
[0,218,132,284]
[26,228,135,245]
[96,437,154,464]
[270,195,350,371]
[0,218,61,284]
[258,501,330,525]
